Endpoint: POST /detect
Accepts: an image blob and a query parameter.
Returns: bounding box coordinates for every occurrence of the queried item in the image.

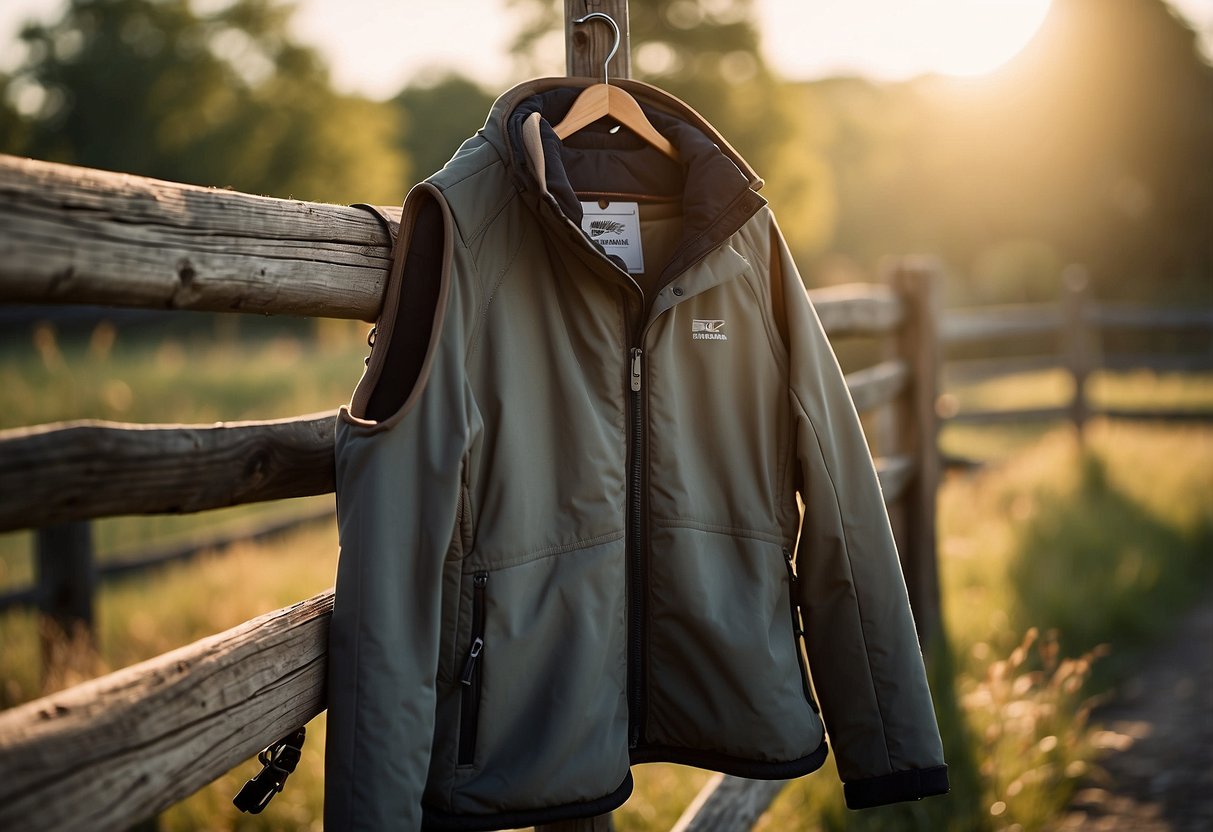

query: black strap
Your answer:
[232,727,307,814]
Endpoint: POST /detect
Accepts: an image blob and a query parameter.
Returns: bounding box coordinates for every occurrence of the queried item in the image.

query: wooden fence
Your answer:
[939,267,1213,446]
[0,2,947,828]
[0,144,941,830]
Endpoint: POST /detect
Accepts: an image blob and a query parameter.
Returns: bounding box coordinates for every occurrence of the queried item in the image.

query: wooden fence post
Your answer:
[565,0,631,80]
[35,521,96,679]
[534,6,633,832]
[890,260,942,643]
[1062,265,1094,442]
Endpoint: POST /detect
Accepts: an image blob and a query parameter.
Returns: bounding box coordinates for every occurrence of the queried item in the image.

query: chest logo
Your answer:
[692,319,728,341]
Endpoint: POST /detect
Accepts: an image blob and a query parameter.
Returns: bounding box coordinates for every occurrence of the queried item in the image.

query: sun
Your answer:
[763,0,1055,81]
[922,0,1054,77]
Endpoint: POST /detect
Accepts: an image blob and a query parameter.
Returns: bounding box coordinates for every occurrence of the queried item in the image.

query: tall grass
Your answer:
[1,319,369,430]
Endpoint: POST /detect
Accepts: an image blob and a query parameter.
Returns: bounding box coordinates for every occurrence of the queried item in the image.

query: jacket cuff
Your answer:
[844,765,950,809]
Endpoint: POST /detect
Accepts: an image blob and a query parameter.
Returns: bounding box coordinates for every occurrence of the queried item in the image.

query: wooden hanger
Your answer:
[553,13,679,161]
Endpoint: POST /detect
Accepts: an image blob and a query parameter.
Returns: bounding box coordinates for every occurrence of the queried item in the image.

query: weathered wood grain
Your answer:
[845,358,910,414]
[809,283,905,336]
[565,0,630,81]
[0,589,333,832]
[0,154,397,319]
[0,413,336,532]
[671,774,786,832]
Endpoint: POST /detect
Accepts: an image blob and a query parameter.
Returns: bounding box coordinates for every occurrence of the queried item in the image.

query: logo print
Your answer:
[692,319,728,341]
[589,220,627,239]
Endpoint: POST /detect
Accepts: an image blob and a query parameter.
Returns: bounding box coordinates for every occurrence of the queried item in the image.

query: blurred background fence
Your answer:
[939,269,1213,467]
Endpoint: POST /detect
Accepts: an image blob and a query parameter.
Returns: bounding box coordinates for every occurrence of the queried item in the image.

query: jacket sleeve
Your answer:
[770,215,949,809]
[325,184,475,830]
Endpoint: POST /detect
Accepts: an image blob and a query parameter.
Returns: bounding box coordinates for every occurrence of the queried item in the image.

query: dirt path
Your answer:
[1052,597,1213,831]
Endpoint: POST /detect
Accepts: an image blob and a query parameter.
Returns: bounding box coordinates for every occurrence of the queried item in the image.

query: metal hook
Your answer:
[572,12,620,86]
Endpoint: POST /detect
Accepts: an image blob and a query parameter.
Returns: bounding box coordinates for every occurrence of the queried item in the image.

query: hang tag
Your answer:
[580,201,644,274]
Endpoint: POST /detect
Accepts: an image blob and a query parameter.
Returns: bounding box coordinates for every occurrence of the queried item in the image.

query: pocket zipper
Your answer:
[457,571,488,765]
[783,547,819,713]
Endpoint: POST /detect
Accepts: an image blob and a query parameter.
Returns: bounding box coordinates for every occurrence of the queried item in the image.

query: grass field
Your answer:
[1,324,1211,830]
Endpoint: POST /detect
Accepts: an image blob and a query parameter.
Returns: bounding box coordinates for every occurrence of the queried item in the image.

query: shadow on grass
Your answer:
[1010,452,1213,684]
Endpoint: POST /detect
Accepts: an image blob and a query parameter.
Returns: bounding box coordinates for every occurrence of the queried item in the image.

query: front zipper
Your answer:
[782,547,818,712]
[553,194,763,751]
[457,571,488,765]
[627,346,647,747]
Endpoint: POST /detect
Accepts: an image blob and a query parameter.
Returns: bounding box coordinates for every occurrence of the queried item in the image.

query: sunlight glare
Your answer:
[762,0,1056,82]
[923,0,1054,77]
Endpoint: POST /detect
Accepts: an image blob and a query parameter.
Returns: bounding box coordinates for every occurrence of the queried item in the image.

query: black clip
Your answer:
[233,727,307,814]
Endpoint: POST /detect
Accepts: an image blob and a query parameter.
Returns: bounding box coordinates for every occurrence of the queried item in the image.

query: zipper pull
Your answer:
[782,547,799,591]
[460,637,484,686]
[630,348,643,392]
[460,571,489,685]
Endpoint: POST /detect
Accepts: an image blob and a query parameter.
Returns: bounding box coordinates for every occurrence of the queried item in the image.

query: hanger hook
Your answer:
[572,12,620,86]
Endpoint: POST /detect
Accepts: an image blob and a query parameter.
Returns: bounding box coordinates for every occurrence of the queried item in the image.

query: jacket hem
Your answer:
[843,764,950,809]
[630,737,829,780]
[420,770,634,831]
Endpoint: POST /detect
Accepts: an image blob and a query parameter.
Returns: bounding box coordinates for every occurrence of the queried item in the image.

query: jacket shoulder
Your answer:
[731,205,779,272]
[424,135,516,246]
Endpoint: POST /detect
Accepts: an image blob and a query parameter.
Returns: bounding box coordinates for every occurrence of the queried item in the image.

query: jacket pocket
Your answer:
[782,546,819,713]
[457,570,488,766]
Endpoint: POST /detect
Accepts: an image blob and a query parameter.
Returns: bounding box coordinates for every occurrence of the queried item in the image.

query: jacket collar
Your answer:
[478,77,767,286]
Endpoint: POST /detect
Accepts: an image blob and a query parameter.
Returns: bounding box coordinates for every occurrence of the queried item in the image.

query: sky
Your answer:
[1,0,1211,100]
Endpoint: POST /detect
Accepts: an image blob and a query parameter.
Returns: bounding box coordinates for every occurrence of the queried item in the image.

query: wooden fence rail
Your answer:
[0,413,336,533]
[0,591,333,831]
[0,154,395,320]
[938,273,1213,435]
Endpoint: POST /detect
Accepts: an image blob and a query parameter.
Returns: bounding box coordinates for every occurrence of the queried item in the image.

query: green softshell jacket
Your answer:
[326,77,948,831]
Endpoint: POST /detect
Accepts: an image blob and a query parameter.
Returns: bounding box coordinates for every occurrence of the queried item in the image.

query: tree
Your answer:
[3,0,407,204]
[391,73,496,181]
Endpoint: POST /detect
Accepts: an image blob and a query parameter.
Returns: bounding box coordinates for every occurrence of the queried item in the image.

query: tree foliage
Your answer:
[799,0,1213,302]
[2,0,406,204]
[391,73,496,181]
